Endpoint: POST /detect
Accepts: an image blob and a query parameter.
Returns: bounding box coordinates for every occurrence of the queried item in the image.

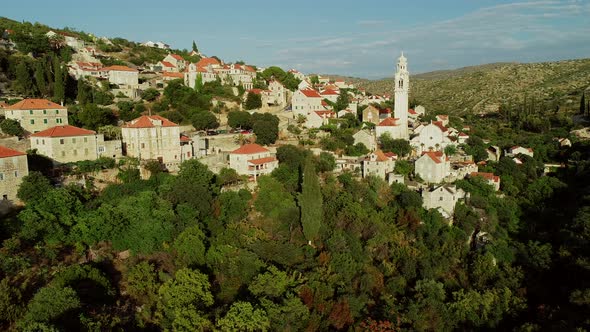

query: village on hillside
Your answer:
[0,27,569,222]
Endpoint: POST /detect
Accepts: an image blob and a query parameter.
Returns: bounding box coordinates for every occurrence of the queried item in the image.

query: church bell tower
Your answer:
[394,52,409,139]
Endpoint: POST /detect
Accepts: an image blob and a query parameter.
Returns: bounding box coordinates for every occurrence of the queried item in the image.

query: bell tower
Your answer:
[394,52,409,139]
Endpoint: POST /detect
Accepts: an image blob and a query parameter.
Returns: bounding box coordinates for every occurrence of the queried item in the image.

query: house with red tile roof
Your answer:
[415,151,451,183]
[362,150,396,180]
[376,116,407,140]
[0,145,28,207]
[305,110,336,128]
[185,62,218,88]
[5,99,68,133]
[470,172,501,191]
[321,88,340,103]
[158,60,177,73]
[162,54,187,71]
[30,125,122,164]
[121,115,193,170]
[292,89,323,118]
[436,114,449,127]
[229,143,278,181]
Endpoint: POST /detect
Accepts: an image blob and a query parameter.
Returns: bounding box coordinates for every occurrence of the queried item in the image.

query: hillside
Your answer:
[357,59,590,115]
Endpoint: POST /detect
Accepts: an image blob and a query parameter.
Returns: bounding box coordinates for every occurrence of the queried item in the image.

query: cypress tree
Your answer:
[192,40,198,53]
[53,57,64,104]
[34,60,47,96]
[299,158,322,246]
[15,61,32,96]
[580,92,586,115]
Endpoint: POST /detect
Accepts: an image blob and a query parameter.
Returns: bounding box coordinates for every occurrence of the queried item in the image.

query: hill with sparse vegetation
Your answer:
[357,59,590,115]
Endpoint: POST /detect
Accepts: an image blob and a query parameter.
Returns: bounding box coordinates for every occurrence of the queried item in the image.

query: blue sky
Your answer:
[3,0,590,78]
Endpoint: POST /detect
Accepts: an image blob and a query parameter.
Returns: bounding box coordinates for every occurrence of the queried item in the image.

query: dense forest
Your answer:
[0,111,589,330]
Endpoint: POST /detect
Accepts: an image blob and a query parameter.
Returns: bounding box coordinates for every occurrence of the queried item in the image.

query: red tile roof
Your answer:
[160,61,176,68]
[163,72,184,78]
[384,152,397,159]
[248,156,277,165]
[124,115,178,128]
[422,151,445,164]
[321,89,339,96]
[458,132,469,137]
[432,121,448,132]
[196,57,221,68]
[231,143,269,154]
[314,110,336,118]
[170,54,184,61]
[300,89,321,98]
[7,99,66,110]
[101,65,138,72]
[470,172,500,183]
[378,117,399,126]
[0,145,26,158]
[408,109,417,115]
[180,135,192,142]
[31,125,96,137]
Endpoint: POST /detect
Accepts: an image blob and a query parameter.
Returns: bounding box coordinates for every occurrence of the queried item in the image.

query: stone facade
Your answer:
[30,125,122,164]
[5,99,68,133]
[0,146,28,206]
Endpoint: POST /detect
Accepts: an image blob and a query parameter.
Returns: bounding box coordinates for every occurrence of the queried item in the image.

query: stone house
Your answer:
[375,117,405,140]
[353,130,377,151]
[30,125,122,164]
[4,99,68,133]
[305,110,335,129]
[122,115,192,171]
[292,89,323,118]
[101,65,139,86]
[361,105,380,125]
[0,146,28,207]
[506,146,534,158]
[470,172,501,191]
[362,150,396,180]
[422,184,466,218]
[415,151,450,184]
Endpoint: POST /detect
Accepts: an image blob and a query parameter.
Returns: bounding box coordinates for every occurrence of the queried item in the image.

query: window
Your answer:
[0,173,3,180]
[439,197,443,201]
[14,171,18,177]
[60,139,65,144]
[36,139,39,145]
[43,110,47,114]
[29,110,33,115]
[141,143,145,149]
[61,151,65,157]
[30,119,34,125]
[72,138,76,143]
[56,110,59,114]
[84,137,88,143]
[42,139,45,145]
[98,147,105,153]
[2,195,7,200]
[56,118,62,124]
[43,119,48,124]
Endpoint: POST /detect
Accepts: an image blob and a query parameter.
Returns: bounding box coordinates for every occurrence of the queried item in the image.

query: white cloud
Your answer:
[256,0,590,77]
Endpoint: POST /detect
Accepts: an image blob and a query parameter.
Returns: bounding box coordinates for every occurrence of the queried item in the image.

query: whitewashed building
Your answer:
[229,143,278,181]
[415,151,450,184]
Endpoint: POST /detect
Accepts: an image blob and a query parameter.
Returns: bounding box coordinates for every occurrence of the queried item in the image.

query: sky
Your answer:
[2,0,590,78]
